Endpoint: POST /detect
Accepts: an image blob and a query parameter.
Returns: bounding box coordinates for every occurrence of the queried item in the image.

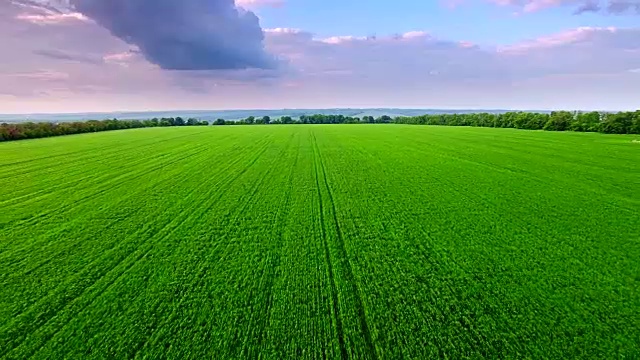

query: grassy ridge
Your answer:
[0,125,638,359]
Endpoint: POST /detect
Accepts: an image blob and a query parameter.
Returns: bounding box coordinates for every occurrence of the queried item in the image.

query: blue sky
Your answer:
[0,0,639,113]
[255,0,639,44]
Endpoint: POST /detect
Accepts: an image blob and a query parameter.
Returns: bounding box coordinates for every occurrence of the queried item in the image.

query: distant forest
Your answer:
[1,111,639,142]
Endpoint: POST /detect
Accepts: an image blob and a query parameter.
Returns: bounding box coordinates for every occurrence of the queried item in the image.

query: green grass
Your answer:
[1,125,638,359]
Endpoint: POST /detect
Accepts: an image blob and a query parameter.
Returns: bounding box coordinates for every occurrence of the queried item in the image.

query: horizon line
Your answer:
[0,107,611,117]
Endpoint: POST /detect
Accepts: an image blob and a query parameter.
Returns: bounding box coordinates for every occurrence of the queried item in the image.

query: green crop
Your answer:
[1,125,638,359]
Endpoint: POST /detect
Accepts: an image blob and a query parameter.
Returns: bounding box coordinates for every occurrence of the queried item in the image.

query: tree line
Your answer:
[2,111,639,142]
[392,111,640,134]
[0,117,208,142]
[212,114,383,125]
[215,111,639,134]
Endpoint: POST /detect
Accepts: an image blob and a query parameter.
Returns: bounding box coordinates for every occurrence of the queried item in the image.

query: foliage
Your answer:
[0,117,208,142]
[393,110,640,135]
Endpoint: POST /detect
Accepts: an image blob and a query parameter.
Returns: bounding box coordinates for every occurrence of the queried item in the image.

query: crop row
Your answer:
[1,125,638,358]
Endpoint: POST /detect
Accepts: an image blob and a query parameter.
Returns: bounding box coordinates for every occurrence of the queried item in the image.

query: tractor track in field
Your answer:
[130,133,293,359]
[0,141,248,285]
[0,131,205,208]
[0,143,214,274]
[1,147,221,358]
[0,130,199,172]
[1,137,275,358]
[254,132,300,354]
[0,140,210,228]
[311,130,378,360]
[311,131,348,360]
[0,135,268,266]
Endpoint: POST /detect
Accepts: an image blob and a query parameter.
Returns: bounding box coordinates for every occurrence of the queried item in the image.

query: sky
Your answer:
[0,0,639,113]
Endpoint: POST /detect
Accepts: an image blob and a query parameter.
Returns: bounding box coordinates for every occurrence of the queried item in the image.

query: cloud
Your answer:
[265,27,304,34]
[487,0,640,14]
[102,49,144,68]
[9,0,67,15]
[103,51,136,63]
[606,0,640,13]
[13,0,276,71]
[263,26,640,100]
[497,27,618,52]
[236,0,285,8]
[496,27,640,79]
[574,1,601,13]
[5,70,70,81]
[16,12,89,24]
[34,49,104,64]
[68,0,276,70]
[264,28,513,97]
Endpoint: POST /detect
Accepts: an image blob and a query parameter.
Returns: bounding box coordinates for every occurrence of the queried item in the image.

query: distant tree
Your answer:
[601,112,633,134]
[261,116,271,124]
[528,113,549,130]
[512,112,527,129]
[213,119,226,126]
[544,111,573,131]
[375,115,392,123]
[186,118,200,126]
[631,111,640,134]
[174,117,186,126]
[572,112,601,132]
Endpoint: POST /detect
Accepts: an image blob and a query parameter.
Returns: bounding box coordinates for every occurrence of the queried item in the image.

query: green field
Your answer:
[1,125,638,359]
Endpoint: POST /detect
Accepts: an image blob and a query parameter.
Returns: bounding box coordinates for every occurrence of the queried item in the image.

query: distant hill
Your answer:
[0,108,549,124]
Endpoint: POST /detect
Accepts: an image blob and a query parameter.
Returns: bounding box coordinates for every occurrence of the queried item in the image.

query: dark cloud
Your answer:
[490,0,640,14]
[68,0,275,70]
[573,1,601,14]
[607,0,640,13]
[9,0,65,14]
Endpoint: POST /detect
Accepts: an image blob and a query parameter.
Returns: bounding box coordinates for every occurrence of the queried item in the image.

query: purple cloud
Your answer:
[34,49,104,64]
[11,0,276,70]
[67,0,276,70]
[607,0,640,13]
[488,0,640,14]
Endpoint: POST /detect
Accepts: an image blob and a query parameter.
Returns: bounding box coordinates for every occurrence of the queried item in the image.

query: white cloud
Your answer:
[236,0,285,8]
[401,31,431,39]
[103,50,143,67]
[265,27,304,34]
[16,12,89,24]
[319,36,370,44]
[497,27,618,53]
